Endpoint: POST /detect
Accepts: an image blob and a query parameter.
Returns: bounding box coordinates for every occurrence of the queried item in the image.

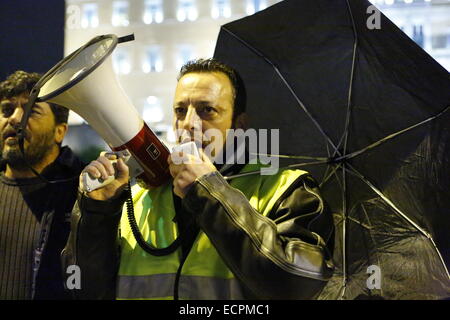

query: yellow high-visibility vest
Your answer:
[117,164,307,299]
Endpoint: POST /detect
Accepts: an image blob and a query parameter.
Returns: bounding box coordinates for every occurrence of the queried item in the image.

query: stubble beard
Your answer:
[1,129,56,171]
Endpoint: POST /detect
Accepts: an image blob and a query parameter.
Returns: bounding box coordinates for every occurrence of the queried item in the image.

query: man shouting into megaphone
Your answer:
[63,58,335,300]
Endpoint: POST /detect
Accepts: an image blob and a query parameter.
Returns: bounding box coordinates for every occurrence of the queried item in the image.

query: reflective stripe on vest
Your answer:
[117,274,245,300]
[117,163,307,299]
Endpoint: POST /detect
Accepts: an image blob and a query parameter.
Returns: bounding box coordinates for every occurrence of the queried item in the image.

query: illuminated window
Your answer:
[112,1,129,27]
[113,49,131,74]
[176,46,194,70]
[81,3,99,28]
[143,0,164,24]
[412,24,424,48]
[432,35,449,50]
[212,0,231,19]
[246,0,266,15]
[143,47,163,73]
[177,0,198,22]
[143,96,164,123]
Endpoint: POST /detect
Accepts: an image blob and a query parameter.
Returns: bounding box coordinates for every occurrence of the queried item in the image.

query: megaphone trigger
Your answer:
[103,149,131,163]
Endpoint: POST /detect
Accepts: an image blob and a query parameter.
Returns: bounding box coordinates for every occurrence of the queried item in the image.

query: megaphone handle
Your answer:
[82,167,117,192]
[81,151,130,193]
[81,142,201,192]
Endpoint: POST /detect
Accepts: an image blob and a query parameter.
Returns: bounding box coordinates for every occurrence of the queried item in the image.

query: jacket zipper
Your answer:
[31,210,54,299]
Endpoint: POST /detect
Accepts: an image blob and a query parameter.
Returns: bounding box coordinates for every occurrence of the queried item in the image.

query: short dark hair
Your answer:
[177,58,246,119]
[0,70,69,125]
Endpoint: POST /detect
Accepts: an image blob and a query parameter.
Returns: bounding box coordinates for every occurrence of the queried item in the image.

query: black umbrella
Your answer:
[214,0,450,299]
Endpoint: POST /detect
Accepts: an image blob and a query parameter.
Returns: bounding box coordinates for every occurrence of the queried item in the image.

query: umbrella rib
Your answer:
[345,163,450,280]
[335,0,359,159]
[249,152,328,161]
[272,67,341,157]
[319,164,340,188]
[340,163,348,299]
[326,139,331,158]
[347,214,372,230]
[221,27,341,157]
[235,105,447,175]
[320,143,333,186]
[327,163,346,299]
[337,0,359,298]
[360,203,384,297]
[332,164,343,191]
[223,159,330,180]
[335,105,450,163]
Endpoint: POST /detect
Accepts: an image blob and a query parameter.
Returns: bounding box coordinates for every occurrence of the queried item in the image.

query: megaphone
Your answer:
[32,34,171,188]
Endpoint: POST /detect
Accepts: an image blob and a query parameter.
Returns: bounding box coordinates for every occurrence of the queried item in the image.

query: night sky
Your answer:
[0,0,65,80]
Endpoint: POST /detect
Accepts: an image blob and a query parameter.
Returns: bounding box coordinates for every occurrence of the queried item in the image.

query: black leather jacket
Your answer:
[62,167,334,300]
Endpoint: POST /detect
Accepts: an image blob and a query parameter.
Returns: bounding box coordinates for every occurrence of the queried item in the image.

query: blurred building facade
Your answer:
[64,0,281,149]
[63,0,449,158]
[371,0,450,70]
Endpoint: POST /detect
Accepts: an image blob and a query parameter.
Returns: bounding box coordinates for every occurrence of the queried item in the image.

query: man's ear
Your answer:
[233,112,249,130]
[54,123,68,144]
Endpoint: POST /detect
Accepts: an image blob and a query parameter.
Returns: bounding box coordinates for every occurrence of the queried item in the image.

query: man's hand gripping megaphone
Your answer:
[80,141,215,200]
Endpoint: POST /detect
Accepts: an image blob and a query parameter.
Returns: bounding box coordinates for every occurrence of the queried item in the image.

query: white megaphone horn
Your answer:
[31,34,171,189]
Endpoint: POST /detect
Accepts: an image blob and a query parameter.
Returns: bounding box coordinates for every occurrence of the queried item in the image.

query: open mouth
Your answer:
[3,130,18,142]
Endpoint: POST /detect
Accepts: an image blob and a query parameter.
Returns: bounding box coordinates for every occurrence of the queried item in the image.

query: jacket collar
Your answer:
[0,146,85,180]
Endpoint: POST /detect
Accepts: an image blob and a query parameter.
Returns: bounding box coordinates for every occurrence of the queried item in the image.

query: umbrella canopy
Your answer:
[214,0,450,299]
